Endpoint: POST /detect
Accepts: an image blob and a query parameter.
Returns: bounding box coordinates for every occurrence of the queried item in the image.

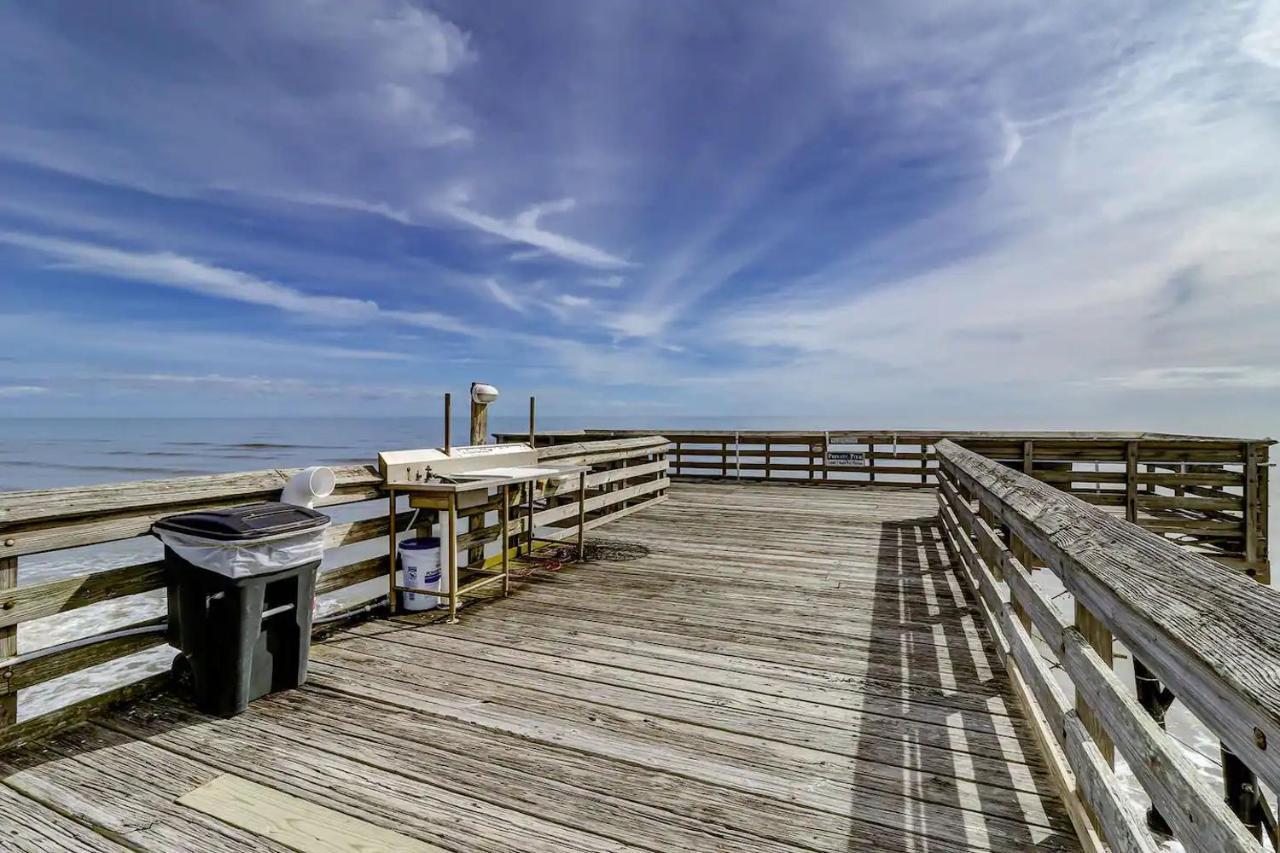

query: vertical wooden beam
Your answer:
[467,386,490,570]
[443,393,451,454]
[500,485,510,597]
[1022,440,1034,476]
[1074,603,1115,769]
[577,471,587,563]
[764,441,772,481]
[1007,530,1033,629]
[1125,441,1138,524]
[386,490,398,615]
[821,433,829,481]
[1244,442,1259,568]
[721,440,728,478]
[867,439,876,483]
[0,556,15,728]
[446,492,459,624]
[920,442,929,485]
[1259,445,1270,582]
[526,397,536,556]
[1133,657,1175,835]
[469,388,489,447]
[1221,746,1265,840]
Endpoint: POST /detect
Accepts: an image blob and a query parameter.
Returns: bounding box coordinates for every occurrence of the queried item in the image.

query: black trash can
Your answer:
[153,502,330,717]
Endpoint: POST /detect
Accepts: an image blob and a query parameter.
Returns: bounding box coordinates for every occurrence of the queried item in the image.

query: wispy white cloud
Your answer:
[1093,366,1280,391]
[703,2,1280,407]
[481,278,524,312]
[104,372,430,399]
[440,196,634,269]
[0,231,476,335]
[583,275,625,289]
[0,385,48,397]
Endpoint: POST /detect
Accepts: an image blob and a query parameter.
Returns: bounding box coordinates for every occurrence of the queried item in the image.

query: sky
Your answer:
[0,1,1278,433]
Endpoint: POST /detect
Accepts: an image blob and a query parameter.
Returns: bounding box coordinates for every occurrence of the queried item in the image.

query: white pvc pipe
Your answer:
[281,466,336,508]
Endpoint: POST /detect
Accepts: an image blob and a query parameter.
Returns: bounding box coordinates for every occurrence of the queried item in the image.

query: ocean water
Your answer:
[0,417,1261,843]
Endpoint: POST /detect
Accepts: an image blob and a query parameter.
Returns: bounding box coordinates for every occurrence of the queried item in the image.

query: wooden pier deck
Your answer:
[0,481,1079,852]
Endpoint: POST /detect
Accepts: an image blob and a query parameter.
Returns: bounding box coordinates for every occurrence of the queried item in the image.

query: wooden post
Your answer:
[526,396,536,555]
[1074,603,1115,769]
[1244,443,1259,569]
[466,385,491,570]
[1125,441,1138,524]
[446,492,459,624]
[721,440,728,478]
[0,556,15,728]
[577,471,587,562]
[1007,530,1033,629]
[443,393,451,454]
[1023,440,1034,476]
[764,441,772,480]
[386,490,398,615]
[501,484,510,597]
[1133,657,1176,835]
[867,439,875,483]
[821,432,829,481]
[1224,447,1267,840]
[468,383,490,447]
[1259,445,1271,583]
[1221,745,1265,841]
[921,442,929,485]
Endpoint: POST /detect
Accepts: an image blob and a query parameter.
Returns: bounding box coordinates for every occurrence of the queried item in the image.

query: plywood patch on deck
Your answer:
[177,773,444,853]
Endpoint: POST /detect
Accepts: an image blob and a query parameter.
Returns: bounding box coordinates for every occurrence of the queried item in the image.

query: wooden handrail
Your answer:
[0,436,670,750]
[935,438,1279,852]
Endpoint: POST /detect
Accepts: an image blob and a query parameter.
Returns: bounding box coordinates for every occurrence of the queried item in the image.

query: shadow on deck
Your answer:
[0,481,1080,852]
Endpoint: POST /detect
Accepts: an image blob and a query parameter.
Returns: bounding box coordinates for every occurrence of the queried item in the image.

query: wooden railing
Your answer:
[504,429,1272,580]
[0,436,668,749]
[935,439,1280,853]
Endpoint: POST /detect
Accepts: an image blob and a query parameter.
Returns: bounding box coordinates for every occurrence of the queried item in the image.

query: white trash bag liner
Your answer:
[156,525,328,579]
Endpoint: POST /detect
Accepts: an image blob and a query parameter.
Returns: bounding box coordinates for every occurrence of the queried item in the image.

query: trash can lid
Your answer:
[153,502,330,542]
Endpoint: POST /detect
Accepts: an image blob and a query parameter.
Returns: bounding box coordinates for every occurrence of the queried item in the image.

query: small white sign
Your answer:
[826,450,866,467]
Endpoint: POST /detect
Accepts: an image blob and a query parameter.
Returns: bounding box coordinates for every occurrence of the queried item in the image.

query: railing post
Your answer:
[764,441,772,481]
[721,440,728,478]
[1245,442,1259,571]
[1023,440,1034,476]
[1125,441,1138,523]
[0,556,15,728]
[1006,530,1033,629]
[1074,603,1115,769]
[1223,444,1269,843]
[1133,657,1176,834]
[1221,745,1265,841]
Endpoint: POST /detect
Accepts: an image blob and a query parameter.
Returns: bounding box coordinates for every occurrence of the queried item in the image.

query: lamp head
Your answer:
[471,382,499,405]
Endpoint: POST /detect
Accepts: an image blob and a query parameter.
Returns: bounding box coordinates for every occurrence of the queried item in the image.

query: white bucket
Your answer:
[399,537,444,611]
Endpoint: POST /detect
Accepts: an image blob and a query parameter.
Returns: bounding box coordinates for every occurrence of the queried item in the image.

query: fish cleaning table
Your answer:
[378,443,590,622]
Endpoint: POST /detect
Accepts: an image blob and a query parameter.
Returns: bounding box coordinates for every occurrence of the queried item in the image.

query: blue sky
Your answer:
[1,1,1278,431]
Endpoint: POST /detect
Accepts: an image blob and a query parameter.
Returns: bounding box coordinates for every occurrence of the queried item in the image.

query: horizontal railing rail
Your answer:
[935,438,1280,853]
[0,436,668,749]
[500,428,1271,579]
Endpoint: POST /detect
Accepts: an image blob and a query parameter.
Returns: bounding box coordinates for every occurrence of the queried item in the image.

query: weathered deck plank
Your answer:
[0,480,1079,852]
